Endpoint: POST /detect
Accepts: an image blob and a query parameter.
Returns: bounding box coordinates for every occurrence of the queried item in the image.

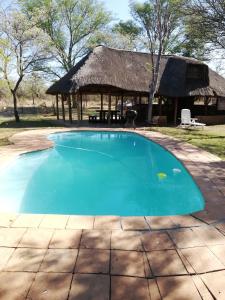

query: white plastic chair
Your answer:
[180,109,205,129]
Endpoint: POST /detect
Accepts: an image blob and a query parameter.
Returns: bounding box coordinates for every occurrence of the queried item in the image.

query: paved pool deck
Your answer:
[0,127,225,299]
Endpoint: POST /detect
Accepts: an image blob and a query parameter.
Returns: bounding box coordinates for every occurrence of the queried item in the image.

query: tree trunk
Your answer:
[12,91,20,122]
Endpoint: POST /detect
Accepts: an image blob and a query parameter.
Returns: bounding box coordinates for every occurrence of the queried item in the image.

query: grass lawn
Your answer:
[151,125,225,160]
[0,114,61,146]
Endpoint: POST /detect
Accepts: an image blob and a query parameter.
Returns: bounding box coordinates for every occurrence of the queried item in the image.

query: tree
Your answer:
[131,0,186,123]
[186,0,225,51]
[20,0,111,77]
[0,9,50,121]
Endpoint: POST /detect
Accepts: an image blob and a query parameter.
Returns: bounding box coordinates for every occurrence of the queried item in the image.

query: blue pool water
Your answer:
[0,131,204,216]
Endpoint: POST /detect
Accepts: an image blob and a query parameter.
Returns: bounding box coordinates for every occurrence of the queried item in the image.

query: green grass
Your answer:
[0,115,61,146]
[150,125,225,160]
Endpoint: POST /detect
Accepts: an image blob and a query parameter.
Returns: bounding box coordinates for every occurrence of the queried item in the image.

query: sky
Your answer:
[103,0,131,21]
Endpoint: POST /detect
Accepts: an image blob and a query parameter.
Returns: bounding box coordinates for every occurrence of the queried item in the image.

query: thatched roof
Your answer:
[47,45,225,98]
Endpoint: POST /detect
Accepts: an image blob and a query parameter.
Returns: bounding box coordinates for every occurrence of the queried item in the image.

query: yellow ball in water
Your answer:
[157,172,167,180]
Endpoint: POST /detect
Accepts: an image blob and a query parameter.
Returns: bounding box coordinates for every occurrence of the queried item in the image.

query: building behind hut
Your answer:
[47,45,225,125]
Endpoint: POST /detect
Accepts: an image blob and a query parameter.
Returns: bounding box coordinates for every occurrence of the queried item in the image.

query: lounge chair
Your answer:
[179,109,205,129]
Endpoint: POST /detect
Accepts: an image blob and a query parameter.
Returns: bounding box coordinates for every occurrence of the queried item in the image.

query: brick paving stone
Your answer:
[192,275,214,300]
[0,247,14,270]
[0,228,26,247]
[28,272,72,300]
[75,249,110,274]
[80,230,111,249]
[11,214,43,228]
[40,249,78,272]
[192,226,225,245]
[111,276,150,300]
[69,274,110,300]
[201,270,225,300]
[67,216,94,229]
[39,215,69,229]
[146,216,177,230]
[94,216,121,229]
[147,250,187,276]
[208,244,225,265]
[181,247,224,273]
[49,229,82,249]
[141,231,174,251]
[0,271,35,299]
[111,230,143,251]
[5,248,46,272]
[121,217,149,230]
[18,228,53,248]
[0,213,18,227]
[157,276,202,300]
[148,279,161,300]
[168,228,205,248]
[111,250,145,277]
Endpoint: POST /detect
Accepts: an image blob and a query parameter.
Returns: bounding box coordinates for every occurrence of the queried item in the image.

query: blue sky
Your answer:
[103,0,131,21]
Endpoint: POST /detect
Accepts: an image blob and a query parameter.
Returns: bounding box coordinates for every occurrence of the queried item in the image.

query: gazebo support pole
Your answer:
[68,95,72,123]
[77,93,81,124]
[108,94,111,125]
[204,96,209,115]
[80,93,83,121]
[159,96,162,116]
[174,97,178,125]
[56,94,59,120]
[100,93,103,110]
[121,95,124,117]
[61,94,65,122]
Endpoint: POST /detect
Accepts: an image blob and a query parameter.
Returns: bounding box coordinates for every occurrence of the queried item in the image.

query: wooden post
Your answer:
[77,93,81,124]
[108,94,111,125]
[174,97,178,125]
[56,94,59,120]
[121,95,124,117]
[61,94,65,122]
[68,95,72,123]
[80,93,83,121]
[159,97,162,116]
[204,96,209,115]
[101,94,103,110]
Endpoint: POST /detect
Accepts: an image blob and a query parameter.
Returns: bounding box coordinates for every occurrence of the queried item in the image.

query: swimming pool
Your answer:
[0,131,204,216]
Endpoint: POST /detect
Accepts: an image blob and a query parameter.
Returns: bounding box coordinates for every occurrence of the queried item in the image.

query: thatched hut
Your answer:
[47,45,225,125]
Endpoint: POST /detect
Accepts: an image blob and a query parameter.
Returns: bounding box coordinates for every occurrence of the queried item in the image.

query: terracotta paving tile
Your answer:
[75,249,110,274]
[28,272,72,300]
[80,230,111,249]
[94,216,121,229]
[181,247,224,273]
[146,216,177,230]
[67,216,94,229]
[39,214,69,229]
[69,273,110,300]
[192,275,214,300]
[192,226,225,245]
[0,247,15,270]
[0,228,26,247]
[157,276,202,300]
[147,250,187,276]
[49,229,82,249]
[0,271,35,300]
[141,231,174,251]
[40,249,78,272]
[148,279,161,300]
[111,276,150,300]
[121,217,149,230]
[111,230,143,251]
[18,228,53,248]
[168,228,205,248]
[201,270,225,300]
[111,250,145,277]
[0,213,18,227]
[11,213,43,228]
[5,248,46,272]
[209,244,225,265]
[215,222,225,233]
[170,215,203,227]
